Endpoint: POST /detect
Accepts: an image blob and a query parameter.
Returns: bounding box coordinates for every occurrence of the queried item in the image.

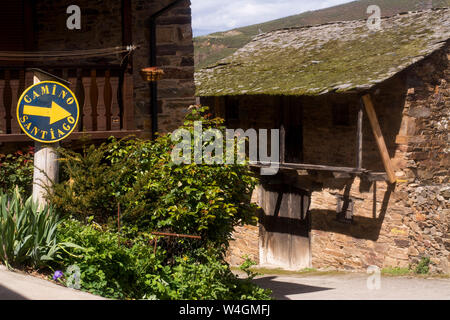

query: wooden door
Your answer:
[259,183,311,270]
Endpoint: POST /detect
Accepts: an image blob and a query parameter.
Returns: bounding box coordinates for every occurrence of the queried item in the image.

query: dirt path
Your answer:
[253,273,450,300]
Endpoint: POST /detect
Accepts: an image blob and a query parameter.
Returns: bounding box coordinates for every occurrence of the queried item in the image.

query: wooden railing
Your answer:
[0,65,139,142]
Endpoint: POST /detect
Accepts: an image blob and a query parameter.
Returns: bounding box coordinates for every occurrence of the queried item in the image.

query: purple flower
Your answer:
[53,270,64,281]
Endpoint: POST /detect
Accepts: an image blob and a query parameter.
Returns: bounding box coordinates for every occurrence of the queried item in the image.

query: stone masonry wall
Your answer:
[401,44,450,272]
[35,0,123,63]
[227,224,260,266]
[309,44,450,274]
[133,0,196,133]
[226,189,260,266]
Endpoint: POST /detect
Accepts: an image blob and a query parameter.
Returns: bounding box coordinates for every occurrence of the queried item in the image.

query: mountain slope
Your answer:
[194,0,450,70]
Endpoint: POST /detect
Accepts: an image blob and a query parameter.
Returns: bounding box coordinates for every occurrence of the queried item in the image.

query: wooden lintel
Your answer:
[252,162,391,182]
[253,162,365,174]
[361,94,397,184]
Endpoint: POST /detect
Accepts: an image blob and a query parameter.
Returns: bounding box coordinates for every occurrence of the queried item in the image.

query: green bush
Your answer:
[50,107,260,249]
[56,219,271,300]
[50,144,123,224]
[47,107,269,300]
[55,218,148,299]
[142,250,271,300]
[0,189,77,269]
[0,148,34,197]
[415,257,431,274]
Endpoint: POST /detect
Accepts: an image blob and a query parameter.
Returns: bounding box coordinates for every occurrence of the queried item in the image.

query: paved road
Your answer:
[253,273,450,300]
[0,265,104,300]
[2,265,449,300]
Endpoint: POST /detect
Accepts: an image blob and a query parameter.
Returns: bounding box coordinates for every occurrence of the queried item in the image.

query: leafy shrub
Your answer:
[239,256,260,278]
[0,189,76,269]
[55,218,147,299]
[0,147,34,196]
[48,107,268,300]
[142,250,271,300]
[56,219,271,300]
[415,257,430,274]
[50,144,123,224]
[50,107,260,249]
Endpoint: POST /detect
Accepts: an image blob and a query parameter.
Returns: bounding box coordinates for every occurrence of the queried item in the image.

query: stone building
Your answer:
[0,0,195,148]
[196,9,450,273]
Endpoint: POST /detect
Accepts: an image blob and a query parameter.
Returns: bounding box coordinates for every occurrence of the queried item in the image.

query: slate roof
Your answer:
[195,8,450,97]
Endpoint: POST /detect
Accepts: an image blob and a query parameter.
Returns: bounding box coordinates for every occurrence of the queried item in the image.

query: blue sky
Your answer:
[191,0,356,36]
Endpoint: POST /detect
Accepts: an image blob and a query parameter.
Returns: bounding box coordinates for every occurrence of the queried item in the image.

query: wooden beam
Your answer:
[253,162,391,182]
[253,162,365,174]
[356,101,363,169]
[279,97,286,164]
[0,130,143,142]
[361,94,396,184]
[122,72,135,130]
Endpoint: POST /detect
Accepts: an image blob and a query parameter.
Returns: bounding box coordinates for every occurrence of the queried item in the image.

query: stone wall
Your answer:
[309,178,412,270]
[227,224,260,266]
[400,44,450,273]
[133,0,196,133]
[226,188,260,266]
[305,44,449,274]
[33,0,195,135]
[220,43,449,274]
[35,0,122,64]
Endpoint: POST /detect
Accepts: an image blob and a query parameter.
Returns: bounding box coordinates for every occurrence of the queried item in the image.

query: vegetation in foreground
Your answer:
[0,107,272,300]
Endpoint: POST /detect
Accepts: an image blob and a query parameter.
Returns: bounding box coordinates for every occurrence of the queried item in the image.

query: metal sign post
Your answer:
[17,69,79,206]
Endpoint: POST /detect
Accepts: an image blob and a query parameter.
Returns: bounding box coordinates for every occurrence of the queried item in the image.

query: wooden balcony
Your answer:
[0,65,141,143]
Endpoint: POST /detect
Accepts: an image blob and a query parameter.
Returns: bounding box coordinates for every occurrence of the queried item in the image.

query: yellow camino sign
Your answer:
[17,81,79,143]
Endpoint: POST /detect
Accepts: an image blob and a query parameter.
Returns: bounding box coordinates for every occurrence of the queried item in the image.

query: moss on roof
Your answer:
[195,9,450,97]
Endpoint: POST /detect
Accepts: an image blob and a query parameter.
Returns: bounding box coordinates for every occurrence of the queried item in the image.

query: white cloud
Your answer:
[191,0,355,36]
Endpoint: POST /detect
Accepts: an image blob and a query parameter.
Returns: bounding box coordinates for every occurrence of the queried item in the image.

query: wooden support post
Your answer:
[32,72,59,207]
[122,71,134,131]
[32,142,59,206]
[279,98,286,164]
[361,94,396,184]
[356,101,363,170]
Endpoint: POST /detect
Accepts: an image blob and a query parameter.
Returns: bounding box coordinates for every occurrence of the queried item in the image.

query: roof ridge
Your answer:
[196,7,449,97]
[253,7,450,39]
